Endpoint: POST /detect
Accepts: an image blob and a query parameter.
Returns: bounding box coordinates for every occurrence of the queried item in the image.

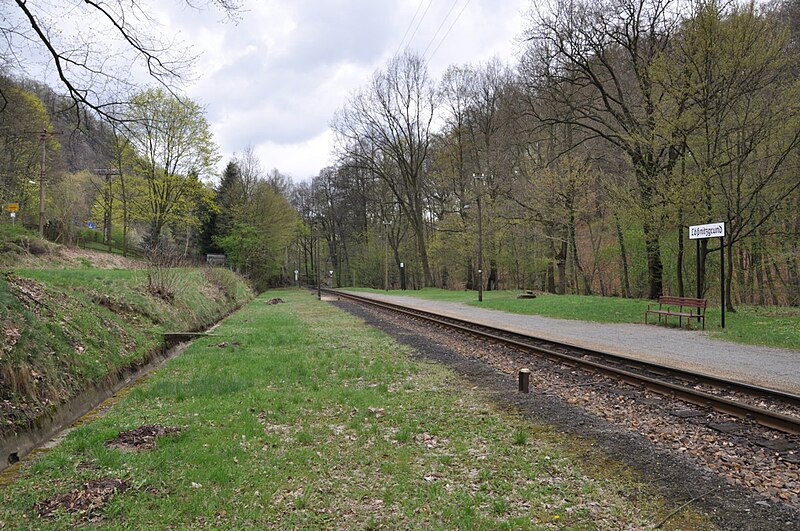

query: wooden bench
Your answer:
[645,296,707,329]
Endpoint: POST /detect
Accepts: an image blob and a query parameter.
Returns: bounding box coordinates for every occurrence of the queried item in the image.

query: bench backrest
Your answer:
[658,296,707,308]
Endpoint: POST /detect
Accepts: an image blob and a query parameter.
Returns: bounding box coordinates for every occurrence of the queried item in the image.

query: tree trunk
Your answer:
[487,260,498,291]
[643,219,663,299]
[568,215,591,295]
[557,240,567,295]
[546,261,556,294]
[765,255,780,306]
[412,215,433,287]
[725,237,736,312]
[790,202,800,306]
[788,252,800,307]
[615,215,630,298]
[741,244,752,305]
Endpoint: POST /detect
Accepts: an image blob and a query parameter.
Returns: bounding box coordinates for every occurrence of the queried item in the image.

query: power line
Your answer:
[395,0,426,56]
[422,0,462,59]
[404,0,435,53]
[426,0,472,63]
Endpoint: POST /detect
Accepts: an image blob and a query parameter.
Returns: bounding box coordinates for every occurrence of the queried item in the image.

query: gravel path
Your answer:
[341,292,800,394]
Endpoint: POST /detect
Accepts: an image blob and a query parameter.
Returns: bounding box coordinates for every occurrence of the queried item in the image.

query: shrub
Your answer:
[144,248,186,301]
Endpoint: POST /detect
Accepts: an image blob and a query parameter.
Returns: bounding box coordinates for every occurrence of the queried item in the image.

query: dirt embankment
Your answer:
[1,245,253,467]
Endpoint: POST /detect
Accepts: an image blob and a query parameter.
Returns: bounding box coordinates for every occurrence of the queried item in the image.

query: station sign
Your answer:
[689,222,725,240]
[6,203,19,212]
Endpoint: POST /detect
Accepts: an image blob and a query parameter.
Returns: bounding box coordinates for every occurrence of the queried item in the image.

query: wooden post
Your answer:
[518,369,531,393]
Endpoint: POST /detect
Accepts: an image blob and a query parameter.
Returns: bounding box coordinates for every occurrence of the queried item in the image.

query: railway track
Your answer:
[322,289,800,437]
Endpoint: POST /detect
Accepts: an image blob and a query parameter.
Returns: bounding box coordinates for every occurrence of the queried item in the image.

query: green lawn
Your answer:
[1,266,252,435]
[0,289,708,529]
[346,288,800,351]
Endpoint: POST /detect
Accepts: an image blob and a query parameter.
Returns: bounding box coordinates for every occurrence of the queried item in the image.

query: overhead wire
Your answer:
[426,0,471,63]
[404,0,436,52]
[395,0,426,56]
[421,0,462,59]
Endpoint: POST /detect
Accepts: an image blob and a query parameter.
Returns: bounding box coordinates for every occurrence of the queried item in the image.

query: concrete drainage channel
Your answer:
[0,333,210,476]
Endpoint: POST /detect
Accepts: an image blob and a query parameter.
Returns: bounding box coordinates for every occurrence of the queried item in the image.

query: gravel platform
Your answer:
[334,299,800,529]
[341,292,800,394]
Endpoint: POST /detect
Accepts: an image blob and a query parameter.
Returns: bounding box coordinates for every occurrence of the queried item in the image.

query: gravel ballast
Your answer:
[343,292,800,394]
[334,298,800,529]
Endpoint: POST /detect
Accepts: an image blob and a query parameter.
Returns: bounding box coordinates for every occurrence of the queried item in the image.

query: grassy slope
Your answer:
[348,288,800,351]
[1,261,253,434]
[0,290,708,529]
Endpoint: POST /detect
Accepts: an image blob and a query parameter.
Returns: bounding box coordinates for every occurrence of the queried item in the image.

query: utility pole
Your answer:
[93,169,120,252]
[30,129,62,238]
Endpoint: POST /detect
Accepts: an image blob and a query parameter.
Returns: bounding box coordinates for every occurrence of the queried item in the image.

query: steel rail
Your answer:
[324,289,800,436]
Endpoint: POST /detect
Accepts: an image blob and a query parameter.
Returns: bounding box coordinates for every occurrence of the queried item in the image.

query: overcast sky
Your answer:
[151,0,531,182]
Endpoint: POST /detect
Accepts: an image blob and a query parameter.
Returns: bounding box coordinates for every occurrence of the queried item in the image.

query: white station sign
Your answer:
[689,222,725,240]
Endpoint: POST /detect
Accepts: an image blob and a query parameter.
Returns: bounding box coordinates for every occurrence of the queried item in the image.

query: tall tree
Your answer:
[125,88,219,248]
[332,51,437,287]
[214,179,299,289]
[0,79,58,223]
[522,0,689,299]
[676,1,800,309]
[199,160,240,254]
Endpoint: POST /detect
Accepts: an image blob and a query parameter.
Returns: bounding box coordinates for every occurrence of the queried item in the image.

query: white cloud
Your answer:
[154,0,531,181]
[252,129,337,182]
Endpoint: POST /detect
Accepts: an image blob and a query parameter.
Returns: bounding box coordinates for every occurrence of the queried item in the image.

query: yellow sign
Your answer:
[6,203,19,212]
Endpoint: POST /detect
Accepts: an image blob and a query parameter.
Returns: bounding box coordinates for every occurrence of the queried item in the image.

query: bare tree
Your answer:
[332,51,437,287]
[675,1,800,309]
[522,0,690,299]
[3,1,240,122]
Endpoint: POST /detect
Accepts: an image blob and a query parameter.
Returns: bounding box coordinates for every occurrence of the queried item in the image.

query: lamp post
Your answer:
[473,173,485,302]
[311,220,321,300]
[383,220,392,291]
[316,234,321,300]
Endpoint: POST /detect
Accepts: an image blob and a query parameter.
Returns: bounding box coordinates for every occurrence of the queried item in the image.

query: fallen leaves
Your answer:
[105,424,182,451]
[36,478,129,520]
[367,407,385,418]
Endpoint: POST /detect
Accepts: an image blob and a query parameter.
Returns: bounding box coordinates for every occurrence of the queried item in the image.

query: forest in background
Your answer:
[2,0,799,308]
[313,0,800,310]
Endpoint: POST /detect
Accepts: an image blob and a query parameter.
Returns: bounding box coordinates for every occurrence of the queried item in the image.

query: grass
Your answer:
[0,289,709,529]
[347,287,800,350]
[0,265,253,434]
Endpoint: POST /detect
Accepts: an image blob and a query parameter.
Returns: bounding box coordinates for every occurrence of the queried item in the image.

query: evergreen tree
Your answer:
[199,160,241,254]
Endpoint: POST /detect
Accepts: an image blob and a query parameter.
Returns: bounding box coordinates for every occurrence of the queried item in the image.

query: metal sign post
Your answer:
[689,222,726,328]
[6,203,19,225]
